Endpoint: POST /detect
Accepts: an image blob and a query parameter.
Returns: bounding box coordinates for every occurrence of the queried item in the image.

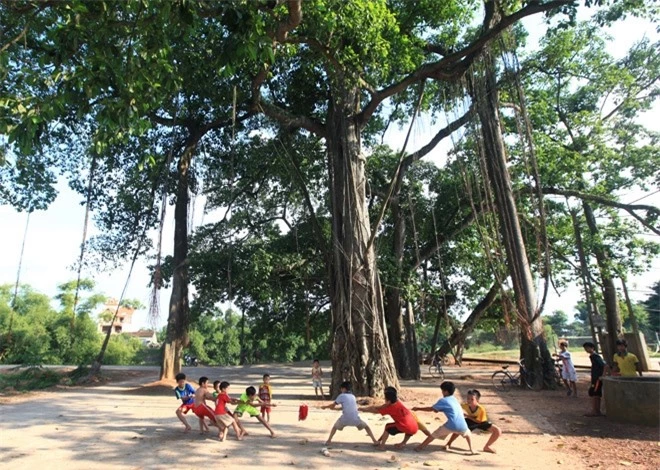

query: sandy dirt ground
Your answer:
[1,362,658,470]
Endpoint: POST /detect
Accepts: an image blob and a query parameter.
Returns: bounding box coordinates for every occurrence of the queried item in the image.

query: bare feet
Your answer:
[414,445,426,452]
[325,441,331,446]
[483,447,496,454]
[183,426,192,432]
[270,432,277,438]
[394,443,406,449]
[377,443,386,450]
[218,431,225,441]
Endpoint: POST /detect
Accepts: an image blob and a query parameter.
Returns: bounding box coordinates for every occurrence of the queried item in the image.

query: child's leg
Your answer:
[394,434,412,449]
[314,386,319,398]
[563,378,571,395]
[256,415,276,437]
[325,425,339,445]
[464,434,474,454]
[364,424,378,444]
[483,425,501,453]
[445,432,460,449]
[377,430,390,450]
[231,419,243,440]
[176,408,192,431]
[414,433,435,451]
[570,380,578,397]
[198,417,209,433]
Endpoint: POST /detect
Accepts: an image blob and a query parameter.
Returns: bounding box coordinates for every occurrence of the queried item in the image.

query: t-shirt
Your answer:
[461,403,487,424]
[174,383,195,405]
[259,384,272,403]
[613,352,639,377]
[559,350,576,375]
[589,352,605,383]
[379,400,418,435]
[215,392,231,415]
[432,395,468,432]
[335,392,360,421]
[312,366,322,380]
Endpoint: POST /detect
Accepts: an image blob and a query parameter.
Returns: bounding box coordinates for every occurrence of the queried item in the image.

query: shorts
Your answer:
[312,379,323,388]
[193,404,216,421]
[431,424,471,439]
[334,415,367,431]
[562,369,577,382]
[178,403,194,413]
[215,413,235,428]
[235,404,260,418]
[588,380,602,397]
[384,422,411,436]
[411,412,429,434]
[261,405,272,413]
[465,418,492,432]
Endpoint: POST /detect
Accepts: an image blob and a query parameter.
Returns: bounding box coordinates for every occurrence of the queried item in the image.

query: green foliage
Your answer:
[0,283,154,366]
[103,334,145,365]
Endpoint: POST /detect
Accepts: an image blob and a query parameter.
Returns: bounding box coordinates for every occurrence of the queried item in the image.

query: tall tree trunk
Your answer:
[571,209,603,353]
[327,85,398,397]
[471,51,553,388]
[160,140,196,380]
[583,201,622,361]
[385,200,420,379]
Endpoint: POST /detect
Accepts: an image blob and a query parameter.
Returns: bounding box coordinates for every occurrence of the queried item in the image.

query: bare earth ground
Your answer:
[0,362,658,470]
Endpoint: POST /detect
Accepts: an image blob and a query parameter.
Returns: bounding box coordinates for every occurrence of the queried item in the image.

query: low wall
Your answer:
[603,376,660,426]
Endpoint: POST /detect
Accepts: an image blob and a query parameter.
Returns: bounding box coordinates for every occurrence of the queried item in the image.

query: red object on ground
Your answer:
[298,404,308,421]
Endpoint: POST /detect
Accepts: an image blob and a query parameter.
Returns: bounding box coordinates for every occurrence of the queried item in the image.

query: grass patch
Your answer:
[0,366,72,393]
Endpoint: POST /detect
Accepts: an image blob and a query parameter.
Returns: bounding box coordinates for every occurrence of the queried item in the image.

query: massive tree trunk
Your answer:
[385,200,420,380]
[583,201,622,362]
[471,51,553,388]
[160,140,196,380]
[327,85,399,397]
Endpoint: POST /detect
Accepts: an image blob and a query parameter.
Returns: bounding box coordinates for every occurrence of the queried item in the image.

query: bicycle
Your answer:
[428,354,445,380]
[491,359,536,391]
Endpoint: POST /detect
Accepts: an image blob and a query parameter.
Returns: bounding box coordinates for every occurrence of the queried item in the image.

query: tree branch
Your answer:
[540,187,660,236]
[358,0,573,126]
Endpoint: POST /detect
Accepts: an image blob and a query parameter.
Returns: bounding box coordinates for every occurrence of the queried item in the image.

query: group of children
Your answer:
[174,364,501,454]
[174,372,276,440]
[325,381,500,454]
[554,339,643,417]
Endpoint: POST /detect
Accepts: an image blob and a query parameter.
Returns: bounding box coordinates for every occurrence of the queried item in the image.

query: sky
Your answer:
[0,7,658,331]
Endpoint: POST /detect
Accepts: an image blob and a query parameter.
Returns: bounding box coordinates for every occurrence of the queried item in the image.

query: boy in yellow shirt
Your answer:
[611,339,642,377]
[446,389,502,453]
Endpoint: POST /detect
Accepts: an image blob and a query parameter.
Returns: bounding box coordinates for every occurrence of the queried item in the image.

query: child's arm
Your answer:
[358,405,383,414]
[321,402,338,410]
[411,406,435,413]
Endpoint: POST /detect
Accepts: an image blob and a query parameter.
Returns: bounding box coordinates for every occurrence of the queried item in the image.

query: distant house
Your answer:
[97,298,134,335]
[126,329,159,348]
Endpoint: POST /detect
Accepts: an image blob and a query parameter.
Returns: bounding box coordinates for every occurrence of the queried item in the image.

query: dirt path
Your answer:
[0,362,657,469]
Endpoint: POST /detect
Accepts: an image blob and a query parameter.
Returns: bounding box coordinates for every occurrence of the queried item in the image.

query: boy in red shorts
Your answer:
[193,376,225,438]
[361,386,418,450]
[174,372,201,432]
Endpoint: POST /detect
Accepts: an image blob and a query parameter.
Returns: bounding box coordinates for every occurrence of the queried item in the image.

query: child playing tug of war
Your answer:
[360,386,418,450]
[235,386,277,438]
[413,381,474,454]
[321,381,378,446]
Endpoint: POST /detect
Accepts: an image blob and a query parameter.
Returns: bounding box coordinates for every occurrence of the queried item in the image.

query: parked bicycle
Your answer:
[491,359,536,391]
[428,352,445,380]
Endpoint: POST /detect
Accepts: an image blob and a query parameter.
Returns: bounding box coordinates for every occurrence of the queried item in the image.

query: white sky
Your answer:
[0,9,658,330]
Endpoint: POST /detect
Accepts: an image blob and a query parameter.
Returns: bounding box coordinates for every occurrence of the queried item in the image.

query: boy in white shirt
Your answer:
[321,381,378,446]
